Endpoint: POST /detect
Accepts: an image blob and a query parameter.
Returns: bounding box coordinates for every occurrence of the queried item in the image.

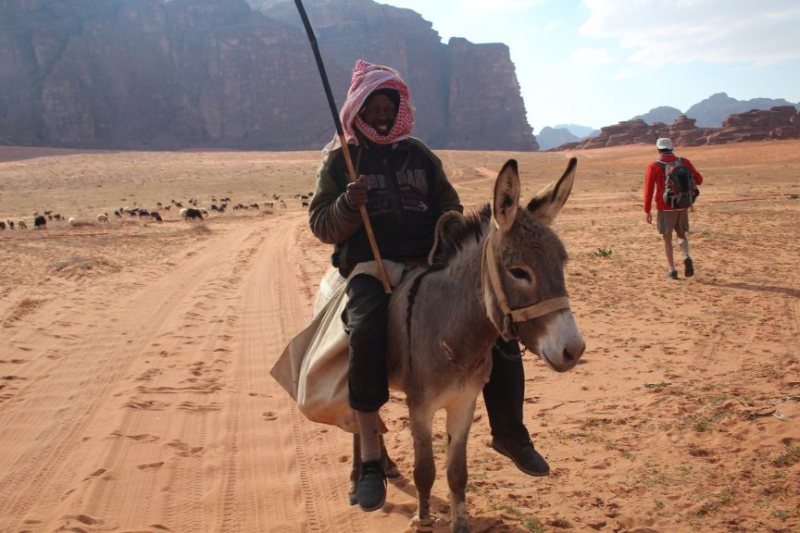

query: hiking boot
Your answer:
[684,257,694,278]
[667,269,678,280]
[355,460,387,512]
[491,438,550,477]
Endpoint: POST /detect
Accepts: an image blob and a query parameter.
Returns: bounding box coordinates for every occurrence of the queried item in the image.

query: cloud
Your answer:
[544,20,564,31]
[614,68,638,79]
[571,47,614,66]
[581,0,800,66]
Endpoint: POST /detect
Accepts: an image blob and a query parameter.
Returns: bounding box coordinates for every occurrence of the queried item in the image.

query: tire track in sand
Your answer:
[213,213,368,533]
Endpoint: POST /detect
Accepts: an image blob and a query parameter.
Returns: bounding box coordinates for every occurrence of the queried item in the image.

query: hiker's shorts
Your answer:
[657,209,689,235]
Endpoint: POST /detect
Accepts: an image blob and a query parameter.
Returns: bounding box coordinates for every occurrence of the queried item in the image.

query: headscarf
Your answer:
[323,60,415,160]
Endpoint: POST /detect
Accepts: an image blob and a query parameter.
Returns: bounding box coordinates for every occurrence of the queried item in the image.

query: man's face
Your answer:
[360,94,397,135]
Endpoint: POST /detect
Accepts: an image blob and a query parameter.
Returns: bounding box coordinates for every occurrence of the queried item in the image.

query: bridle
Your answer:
[480,229,571,341]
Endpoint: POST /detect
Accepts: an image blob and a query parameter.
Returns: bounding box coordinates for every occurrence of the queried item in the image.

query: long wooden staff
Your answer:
[293,0,392,294]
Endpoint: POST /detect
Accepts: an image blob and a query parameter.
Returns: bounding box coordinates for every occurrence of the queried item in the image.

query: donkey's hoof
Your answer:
[411,514,445,533]
[452,520,470,533]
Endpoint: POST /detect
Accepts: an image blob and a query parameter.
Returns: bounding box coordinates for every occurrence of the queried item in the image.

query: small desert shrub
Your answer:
[590,247,613,258]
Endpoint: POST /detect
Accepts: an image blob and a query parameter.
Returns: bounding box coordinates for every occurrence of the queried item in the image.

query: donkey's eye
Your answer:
[509,267,531,282]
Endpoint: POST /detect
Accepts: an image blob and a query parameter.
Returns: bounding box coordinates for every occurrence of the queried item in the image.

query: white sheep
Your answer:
[68,217,78,226]
[96,213,109,223]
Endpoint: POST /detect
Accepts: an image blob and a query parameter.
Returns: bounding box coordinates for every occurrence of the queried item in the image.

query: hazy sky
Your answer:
[376,0,800,133]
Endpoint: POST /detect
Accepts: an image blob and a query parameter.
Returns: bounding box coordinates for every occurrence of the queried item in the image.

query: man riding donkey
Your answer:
[307,60,550,512]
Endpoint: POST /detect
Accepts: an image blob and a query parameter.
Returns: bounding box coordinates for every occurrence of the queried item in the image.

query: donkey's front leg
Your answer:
[409,404,436,527]
[446,398,477,533]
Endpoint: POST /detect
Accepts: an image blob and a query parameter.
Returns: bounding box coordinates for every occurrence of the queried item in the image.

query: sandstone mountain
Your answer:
[0,0,537,151]
[633,106,683,126]
[536,127,581,151]
[554,106,800,151]
[686,92,799,128]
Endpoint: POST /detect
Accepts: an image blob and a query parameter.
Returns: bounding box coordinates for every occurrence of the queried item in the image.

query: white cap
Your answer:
[656,137,673,150]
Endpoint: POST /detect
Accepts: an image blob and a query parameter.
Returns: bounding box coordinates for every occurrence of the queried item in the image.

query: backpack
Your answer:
[658,157,699,209]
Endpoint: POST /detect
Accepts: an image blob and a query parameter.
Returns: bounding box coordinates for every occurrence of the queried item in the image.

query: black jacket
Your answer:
[308,137,462,275]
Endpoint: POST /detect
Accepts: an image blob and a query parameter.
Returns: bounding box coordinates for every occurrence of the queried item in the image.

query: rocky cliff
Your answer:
[0,0,537,151]
[554,106,800,151]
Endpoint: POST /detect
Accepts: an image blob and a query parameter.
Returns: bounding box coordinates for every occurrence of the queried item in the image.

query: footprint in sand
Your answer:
[177,401,221,412]
[109,430,160,443]
[136,462,165,470]
[62,514,101,526]
[124,399,170,411]
[166,439,205,458]
[84,468,107,480]
[262,411,278,421]
[136,368,162,382]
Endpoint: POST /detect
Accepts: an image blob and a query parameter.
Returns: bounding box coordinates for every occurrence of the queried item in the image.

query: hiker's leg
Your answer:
[676,211,693,276]
[483,338,549,476]
[662,233,675,271]
[657,211,677,273]
[677,232,689,258]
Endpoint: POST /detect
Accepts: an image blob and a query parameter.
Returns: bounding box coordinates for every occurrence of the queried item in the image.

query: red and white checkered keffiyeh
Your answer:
[324,60,415,157]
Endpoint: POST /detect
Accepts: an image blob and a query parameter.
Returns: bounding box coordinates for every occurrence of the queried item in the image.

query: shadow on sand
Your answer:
[384,474,533,533]
[699,280,800,299]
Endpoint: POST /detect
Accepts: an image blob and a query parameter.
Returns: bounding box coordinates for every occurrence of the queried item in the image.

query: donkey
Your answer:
[362,158,585,533]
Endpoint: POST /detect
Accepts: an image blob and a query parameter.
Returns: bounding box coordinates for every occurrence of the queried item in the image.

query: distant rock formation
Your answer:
[537,127,581,151]
[554,124,598,139]
[633,106,683,126]
[686,92,799,128]
[553,106,800,151]
[0,0,536,151]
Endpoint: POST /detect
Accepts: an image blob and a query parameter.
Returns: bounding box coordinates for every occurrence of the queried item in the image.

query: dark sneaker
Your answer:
[491,438,550,477]
[668,269,678,280]
[356,460,387,512]
[684,257,694,278]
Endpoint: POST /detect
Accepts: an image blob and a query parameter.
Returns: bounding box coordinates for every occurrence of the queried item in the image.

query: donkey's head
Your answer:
[483,158,585,372]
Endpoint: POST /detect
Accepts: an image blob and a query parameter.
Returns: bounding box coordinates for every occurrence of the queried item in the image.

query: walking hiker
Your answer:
[308,60,550,513]
[644,137,704,279]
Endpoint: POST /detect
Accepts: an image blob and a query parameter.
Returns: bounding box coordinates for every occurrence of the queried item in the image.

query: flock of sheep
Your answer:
[1,193,312,232]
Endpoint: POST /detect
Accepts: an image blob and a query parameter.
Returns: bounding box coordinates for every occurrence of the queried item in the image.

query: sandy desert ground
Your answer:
[0,141,798,533]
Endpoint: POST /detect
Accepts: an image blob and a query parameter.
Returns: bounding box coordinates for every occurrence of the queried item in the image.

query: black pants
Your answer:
[345,274,390,412]
[345,274,529,441]
[483,338,529,442]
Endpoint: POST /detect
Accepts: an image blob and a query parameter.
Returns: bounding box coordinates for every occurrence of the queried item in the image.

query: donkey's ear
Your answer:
[493,159,520,233]
[427,210,467,265]
[526,157,577,225]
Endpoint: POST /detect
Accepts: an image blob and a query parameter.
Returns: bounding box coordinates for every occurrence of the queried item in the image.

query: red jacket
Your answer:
[644,153,704,213]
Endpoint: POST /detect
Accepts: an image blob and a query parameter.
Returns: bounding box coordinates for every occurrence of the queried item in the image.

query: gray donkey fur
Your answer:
[354,158,586,533]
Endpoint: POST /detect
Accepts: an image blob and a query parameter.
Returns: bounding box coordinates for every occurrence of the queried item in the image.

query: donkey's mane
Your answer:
[429,204,491,268]
[405,204,492,344]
